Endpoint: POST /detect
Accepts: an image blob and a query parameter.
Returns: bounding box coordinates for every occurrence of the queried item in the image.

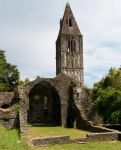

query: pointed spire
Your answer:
[59,3,81,35]
[65,2,72,12]
[66,2,70,8]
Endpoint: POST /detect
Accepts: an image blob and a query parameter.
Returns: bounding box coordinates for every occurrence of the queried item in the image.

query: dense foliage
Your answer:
[92,68,121,124]
[0,50,20,92]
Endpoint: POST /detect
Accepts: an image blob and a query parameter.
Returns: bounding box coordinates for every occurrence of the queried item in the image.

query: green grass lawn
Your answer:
[0,125,121,150]
[29,126,90,139]
[33,141,121,150]
[0,125,27,150]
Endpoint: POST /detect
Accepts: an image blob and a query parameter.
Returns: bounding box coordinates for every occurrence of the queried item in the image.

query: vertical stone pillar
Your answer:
[64,53,66,67]
[18,86,28,136]
[78,55,80,68]
[61,102,68,127]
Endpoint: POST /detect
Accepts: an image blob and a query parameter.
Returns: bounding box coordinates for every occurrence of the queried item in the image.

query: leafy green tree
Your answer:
[92,68,121,124]
[6,63,20,91]
[0,50,6,79]
[0,50,20,91]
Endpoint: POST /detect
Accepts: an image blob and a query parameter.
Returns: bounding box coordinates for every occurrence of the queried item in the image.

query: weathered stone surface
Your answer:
[23,73,74,128]
[56,3,84,86]
[0,92,14,106]
[87,132,120,141]
[0,92,19,129]
[72,131,121,143]
[32,135,70,146]
[18,85,29,140]
[1,3,119,145]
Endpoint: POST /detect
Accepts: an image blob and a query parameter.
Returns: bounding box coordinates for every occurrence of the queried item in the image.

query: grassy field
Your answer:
[0,125,121,150]
[29,126,90,139]
[0,125,27,150]
[33,141,121,150]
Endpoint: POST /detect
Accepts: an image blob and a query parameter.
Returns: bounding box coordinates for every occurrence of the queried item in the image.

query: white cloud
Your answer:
[0,0,121,87]
[84,46,121,87]
[85,47,121,69]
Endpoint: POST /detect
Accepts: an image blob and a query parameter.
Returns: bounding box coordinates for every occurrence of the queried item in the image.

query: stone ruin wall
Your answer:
[0,92,19,129]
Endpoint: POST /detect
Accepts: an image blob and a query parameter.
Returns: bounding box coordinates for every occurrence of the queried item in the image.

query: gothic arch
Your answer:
[26,79,61,125]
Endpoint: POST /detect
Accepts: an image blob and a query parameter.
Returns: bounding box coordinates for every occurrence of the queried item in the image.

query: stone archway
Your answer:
[28,80,61,125]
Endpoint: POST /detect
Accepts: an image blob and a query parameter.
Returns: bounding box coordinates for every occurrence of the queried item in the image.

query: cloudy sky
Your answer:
[0,0,121,87]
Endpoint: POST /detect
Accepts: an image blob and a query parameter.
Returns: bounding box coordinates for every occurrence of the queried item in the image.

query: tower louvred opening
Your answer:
[68,39,76,52]
[69,18,72,27]
[66,18,73,27]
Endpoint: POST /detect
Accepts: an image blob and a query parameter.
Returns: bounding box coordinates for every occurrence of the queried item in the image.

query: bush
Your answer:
[92,68,121,124]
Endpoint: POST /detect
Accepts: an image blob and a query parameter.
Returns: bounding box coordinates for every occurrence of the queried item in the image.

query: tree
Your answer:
[0,50,6,79]
[19,77,30,85]
[92,67,121,124]
[6,63,20,91]
[0,50,20,92]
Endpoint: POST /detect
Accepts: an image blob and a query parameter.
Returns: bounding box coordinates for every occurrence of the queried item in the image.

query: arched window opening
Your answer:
[68,39,76,52]
[44,96,48,118]
[44,96,48,109]
[34,95,40,104]
[77,93,80,98]
[34,95,39,100]
[66,19,68,26]
[71,41,73,51]
[69,18,72,27]
[74,40,76,51]
[68,41,71,52]
[66,18,73,27]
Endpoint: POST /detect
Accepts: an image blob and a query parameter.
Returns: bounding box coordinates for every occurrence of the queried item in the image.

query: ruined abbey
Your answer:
[0,2,88,128]
[1,3,118,143]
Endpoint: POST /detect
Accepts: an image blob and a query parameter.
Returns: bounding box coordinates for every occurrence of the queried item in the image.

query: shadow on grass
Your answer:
[29,123,58,127]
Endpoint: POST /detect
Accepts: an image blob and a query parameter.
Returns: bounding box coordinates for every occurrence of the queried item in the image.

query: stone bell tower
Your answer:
[56,3,84,86]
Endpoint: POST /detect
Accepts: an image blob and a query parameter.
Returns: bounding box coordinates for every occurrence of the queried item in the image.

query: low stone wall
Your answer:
[31,131,121,146]
[87,132,120,141]
[30,126,121,146]
[0,92,19,129]
[0,108,19,129]
[0,119,16,129]
[32,136,70,146]
[72,131,121,143]
[87,125,116,133]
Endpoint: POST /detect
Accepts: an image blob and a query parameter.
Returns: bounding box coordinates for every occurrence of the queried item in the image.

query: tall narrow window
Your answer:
[71,40,73,51]
[74,40,76,51]
[66,19,68,26]
[34,95,40,104]
[77,93,80,98]
[44,96,48,118]
[68,40,71,52]
[66,18,73,27]
[44,96,48,109]
[69,18,72,27]
[68,39,76,52]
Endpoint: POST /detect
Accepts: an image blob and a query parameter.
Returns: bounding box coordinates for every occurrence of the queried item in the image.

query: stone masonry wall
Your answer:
[32,136,70,146]
[0,109,18,129]
[0,92,19,129]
